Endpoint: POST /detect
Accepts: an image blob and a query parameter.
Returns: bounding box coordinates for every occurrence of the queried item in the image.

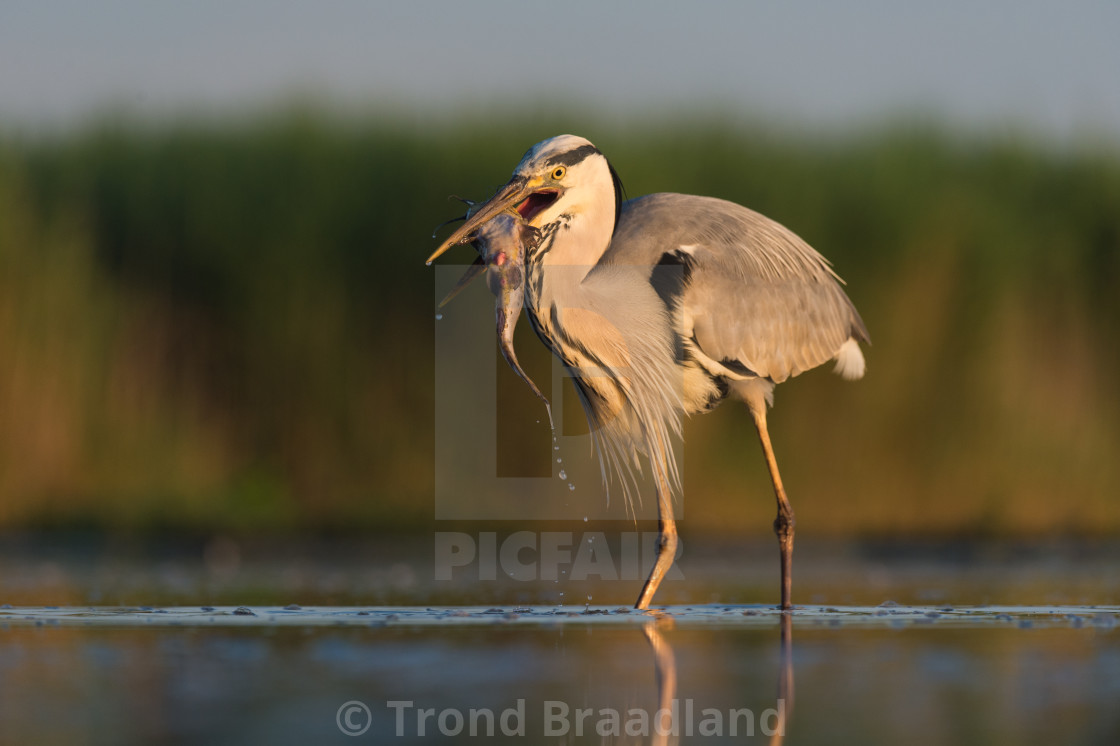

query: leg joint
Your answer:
[773,506,795,541]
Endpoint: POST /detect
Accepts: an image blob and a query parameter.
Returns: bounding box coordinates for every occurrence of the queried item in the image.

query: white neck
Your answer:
[524,153,617,352]
[535,157,616,272]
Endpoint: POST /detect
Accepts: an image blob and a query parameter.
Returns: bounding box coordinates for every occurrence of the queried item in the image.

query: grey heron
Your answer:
[429,135,869,610]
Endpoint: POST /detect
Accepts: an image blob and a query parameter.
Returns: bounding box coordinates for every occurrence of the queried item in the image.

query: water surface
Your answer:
[1,537,1117,744]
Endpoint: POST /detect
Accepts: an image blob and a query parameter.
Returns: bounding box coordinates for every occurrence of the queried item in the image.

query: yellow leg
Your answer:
[748,399,795,610]
[634,478,677,610]
[635,430,678,610]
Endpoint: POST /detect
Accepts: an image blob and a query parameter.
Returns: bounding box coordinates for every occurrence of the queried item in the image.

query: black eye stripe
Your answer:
[544,144,600,168]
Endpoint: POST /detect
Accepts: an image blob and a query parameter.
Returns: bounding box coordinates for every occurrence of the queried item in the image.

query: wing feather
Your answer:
[605,193,869,385]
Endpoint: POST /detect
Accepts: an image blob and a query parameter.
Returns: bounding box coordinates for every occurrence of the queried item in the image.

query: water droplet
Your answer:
[556,458,562,464]
[583,516,588,522]
[435,313,443,321]
[569,484,576,491]
[554,445,560,451]
[558,469,567,479]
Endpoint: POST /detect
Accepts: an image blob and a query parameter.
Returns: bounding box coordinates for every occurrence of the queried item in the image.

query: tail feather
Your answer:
[833,338,866,380]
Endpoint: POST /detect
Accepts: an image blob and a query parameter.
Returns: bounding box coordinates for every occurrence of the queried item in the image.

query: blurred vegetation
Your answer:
[1,111,1118,536]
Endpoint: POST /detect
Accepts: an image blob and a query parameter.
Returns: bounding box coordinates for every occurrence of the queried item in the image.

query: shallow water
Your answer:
[1,537,1118,744]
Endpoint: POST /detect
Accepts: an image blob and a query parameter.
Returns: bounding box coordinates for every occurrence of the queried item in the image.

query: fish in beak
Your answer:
[426,174,560,265]
[454,212,552,426]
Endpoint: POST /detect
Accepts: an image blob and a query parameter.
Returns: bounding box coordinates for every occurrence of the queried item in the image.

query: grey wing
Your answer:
[605,193,870,384]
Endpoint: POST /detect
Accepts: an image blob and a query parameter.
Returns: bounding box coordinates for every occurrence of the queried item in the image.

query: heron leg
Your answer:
[748,399,795,610]
[635,440,678,610]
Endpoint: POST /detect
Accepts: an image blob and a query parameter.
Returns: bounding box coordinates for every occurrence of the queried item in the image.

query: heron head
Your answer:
[427,134,622,264]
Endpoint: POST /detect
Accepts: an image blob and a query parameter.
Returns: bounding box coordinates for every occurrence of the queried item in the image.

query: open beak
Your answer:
[427,175,559,265]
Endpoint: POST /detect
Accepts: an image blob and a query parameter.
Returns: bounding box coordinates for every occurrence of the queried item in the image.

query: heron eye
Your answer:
[551,166,566,180]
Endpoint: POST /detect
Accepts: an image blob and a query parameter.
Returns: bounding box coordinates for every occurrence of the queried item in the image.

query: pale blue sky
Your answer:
[2,0,1118,142]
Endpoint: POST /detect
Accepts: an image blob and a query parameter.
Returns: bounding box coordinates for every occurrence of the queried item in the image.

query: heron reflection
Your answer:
[640,614,794,745]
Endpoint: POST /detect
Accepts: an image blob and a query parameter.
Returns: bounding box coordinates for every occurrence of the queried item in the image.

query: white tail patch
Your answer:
[833,338,866,380]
